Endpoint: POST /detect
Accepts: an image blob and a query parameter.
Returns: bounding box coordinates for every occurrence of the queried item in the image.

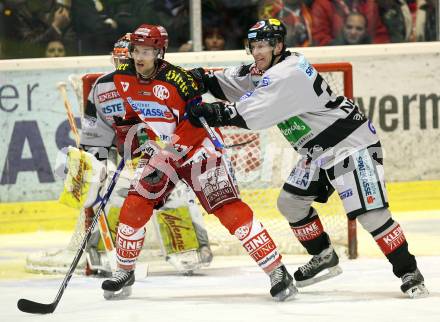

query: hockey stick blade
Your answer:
[17,159,125,314]
[17,298,56,314]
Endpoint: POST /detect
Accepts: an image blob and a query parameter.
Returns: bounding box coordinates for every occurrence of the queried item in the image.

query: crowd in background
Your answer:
[0,0,437,59]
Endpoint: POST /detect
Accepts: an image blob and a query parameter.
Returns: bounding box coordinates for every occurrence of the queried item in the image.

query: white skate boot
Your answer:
[401,268,429,298]
[269,265,298,301]
[294,246,342,287]
[102,269,135,300]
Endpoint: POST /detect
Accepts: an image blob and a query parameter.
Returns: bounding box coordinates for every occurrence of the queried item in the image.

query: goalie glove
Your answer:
[59,147,107,209]
[187,101,249,129]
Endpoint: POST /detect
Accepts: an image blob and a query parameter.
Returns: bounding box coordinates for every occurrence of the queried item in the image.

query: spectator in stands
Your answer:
[311,0,412,46]
[45,39,66,57]
[330,12,371,45]
[258,0,313,47]
[69,0,119,55]
[377,0,412,43]
[178,25,227,52]
[6,0,77,58]
[203,26,226,51]
[413,0,437,41]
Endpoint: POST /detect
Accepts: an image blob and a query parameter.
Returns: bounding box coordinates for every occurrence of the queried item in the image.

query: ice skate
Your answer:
[199,245,213,266]
[269,265,298,301]
[294,246,342,287]
[102,269,135,300]
[401,268,429,298]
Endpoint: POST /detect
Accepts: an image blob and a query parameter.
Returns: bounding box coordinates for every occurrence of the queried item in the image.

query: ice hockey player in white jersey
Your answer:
[79,33,213,276]
[188,18,428,298]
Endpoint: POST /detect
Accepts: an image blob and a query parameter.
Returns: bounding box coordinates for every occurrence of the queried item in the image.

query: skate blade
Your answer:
[296,265,343,288]
[103,286,132,300]
[273,283,298,302]
[406,283,429,299]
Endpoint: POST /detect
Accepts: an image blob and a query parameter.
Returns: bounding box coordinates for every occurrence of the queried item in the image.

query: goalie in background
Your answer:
[187,18,428,298]
[74,33,214,276]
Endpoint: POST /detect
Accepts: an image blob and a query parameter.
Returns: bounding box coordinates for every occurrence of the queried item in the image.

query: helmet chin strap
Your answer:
[263,48,282,72]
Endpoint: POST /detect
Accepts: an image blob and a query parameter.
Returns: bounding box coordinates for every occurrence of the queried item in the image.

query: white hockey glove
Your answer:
[59,147,107,209]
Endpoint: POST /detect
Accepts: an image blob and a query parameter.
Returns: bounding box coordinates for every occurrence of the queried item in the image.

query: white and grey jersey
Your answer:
[207,52,379,168]
[79,72,119,152]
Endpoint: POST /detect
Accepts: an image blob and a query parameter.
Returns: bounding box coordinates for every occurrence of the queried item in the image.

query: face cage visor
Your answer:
[245,38,279,55]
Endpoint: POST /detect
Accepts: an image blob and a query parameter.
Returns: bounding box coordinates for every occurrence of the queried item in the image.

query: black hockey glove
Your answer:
[188,67,207,95]
[187,101,248,129]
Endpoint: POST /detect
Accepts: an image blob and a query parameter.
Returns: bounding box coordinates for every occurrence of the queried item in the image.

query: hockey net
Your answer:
[25,63,357,275]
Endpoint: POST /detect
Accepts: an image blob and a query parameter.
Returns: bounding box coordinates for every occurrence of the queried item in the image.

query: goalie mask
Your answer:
[112,33,131,68]
[130,24,169,59]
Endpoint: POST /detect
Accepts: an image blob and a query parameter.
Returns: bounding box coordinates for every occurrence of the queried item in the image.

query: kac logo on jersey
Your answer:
[153,85,170,100]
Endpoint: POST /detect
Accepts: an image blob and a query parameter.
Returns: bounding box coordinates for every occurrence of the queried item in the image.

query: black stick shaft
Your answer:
[18,158,125,314]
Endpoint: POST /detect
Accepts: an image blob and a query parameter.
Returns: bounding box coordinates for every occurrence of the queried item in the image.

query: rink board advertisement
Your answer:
[0,43,440,202]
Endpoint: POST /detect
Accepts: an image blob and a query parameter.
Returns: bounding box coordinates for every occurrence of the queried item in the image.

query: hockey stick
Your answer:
[57,81,116,265]
[57,82,80,147]
[198,116,224,149]
[17,159,125,315]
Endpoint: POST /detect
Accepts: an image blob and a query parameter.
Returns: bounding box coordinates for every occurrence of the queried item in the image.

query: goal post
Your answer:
[25,62,357,275]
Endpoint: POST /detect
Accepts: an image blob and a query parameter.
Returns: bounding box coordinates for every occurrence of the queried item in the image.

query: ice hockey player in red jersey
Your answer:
[80,33,214,275]
[97,24,297,301]
[187,18,428,298]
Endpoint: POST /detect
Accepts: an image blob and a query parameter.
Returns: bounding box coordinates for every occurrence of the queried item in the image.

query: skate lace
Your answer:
[270,267,285,287]
[401,271,417,284]
[300,255,323,274]
[112,270,131,283]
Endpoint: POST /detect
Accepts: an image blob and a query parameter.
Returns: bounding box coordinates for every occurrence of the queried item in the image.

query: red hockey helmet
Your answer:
[130,24,169,58]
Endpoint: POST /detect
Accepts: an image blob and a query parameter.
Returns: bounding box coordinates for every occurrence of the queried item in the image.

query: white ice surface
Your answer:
[1,256,439,322]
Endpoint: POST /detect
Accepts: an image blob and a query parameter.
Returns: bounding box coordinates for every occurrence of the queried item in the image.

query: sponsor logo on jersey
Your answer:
[165,68,198,96]
[278,116,312,146]
[339,188,353,200]
[101,102,124,115]
[153,84,170,100]
[137,90,151,96]
[98,90,120,103]
[128,98,174,120]
[298,56,316,79]
[368,120,377,134]
[356,149,383,210]
[121,81,130,92]
[259,76,270,87]
[117,63,129,71]
[240,91,254,101]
